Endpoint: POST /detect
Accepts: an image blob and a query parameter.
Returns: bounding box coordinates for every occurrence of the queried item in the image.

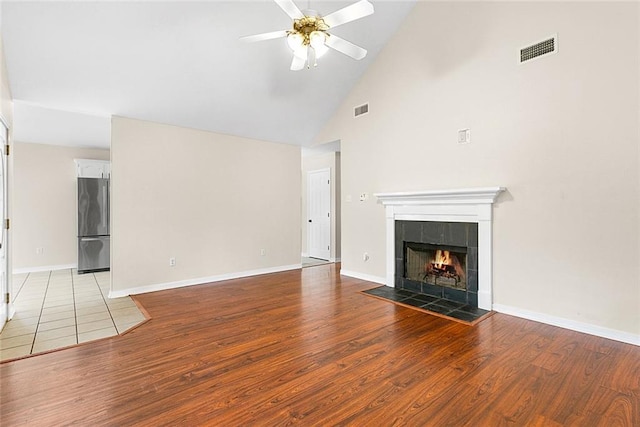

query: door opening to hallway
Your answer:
[307,168,331,261]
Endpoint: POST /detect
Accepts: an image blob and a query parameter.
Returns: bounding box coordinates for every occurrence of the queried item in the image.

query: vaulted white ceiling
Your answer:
[3,1,415,149]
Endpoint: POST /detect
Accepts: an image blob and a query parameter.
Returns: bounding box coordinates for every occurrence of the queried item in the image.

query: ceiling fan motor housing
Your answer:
[290,13,329,46]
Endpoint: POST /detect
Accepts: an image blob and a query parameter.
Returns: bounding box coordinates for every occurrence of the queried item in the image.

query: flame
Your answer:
[434,250,451,268]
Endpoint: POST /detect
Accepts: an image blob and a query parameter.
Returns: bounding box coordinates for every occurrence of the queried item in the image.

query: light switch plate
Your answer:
[458,129,470,144]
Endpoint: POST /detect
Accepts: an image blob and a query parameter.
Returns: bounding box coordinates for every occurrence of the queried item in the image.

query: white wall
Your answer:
[315,2,640,339]
[0,32,10,128]
[110,116,301,295]
[12,142,109,271]
[301,151,341,261]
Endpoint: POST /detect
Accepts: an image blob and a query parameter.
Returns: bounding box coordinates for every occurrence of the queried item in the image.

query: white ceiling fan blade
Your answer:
[240,30,288,43]
[291,54,306,71]
[325,34,367,60]
[274,0,305,20]
[322,0,374,29]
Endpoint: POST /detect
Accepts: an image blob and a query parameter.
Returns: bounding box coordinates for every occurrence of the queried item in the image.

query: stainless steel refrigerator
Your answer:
[77,177,110,273]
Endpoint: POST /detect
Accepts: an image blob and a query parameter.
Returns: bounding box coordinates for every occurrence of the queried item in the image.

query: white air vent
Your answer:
[354,103,369,117]
[520,34,557,63]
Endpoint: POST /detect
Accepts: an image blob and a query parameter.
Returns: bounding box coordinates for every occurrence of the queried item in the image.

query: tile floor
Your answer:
[0,269,147,362]
[301,257,332,268]
[363,286,491,323]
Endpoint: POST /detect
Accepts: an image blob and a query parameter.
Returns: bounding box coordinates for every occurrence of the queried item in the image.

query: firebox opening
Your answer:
[404,242,467,291]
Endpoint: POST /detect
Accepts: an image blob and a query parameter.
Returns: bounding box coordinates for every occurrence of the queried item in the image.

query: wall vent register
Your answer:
[520,35,557,63]
[354,103,369,117]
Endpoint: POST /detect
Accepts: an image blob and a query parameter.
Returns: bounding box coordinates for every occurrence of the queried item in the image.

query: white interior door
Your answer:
[0,121,8,330]
[307,169,331,260]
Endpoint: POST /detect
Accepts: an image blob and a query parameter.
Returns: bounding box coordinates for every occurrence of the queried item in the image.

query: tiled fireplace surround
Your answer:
[395,221,479,306]
[375,188,505,311]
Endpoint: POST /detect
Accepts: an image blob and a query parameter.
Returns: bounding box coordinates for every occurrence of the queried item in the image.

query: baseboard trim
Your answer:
[339,269,385,285]
[301,252,309,258]
[13,264,78,274]
[493,303,640,347]
[109,264,302,298]
[330,257,342,263]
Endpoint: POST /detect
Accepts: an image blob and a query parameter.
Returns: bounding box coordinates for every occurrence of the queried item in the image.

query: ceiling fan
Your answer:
[240,0,374,71]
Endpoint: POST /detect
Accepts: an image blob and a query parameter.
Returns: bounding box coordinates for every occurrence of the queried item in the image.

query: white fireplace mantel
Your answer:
[375,187,505,311]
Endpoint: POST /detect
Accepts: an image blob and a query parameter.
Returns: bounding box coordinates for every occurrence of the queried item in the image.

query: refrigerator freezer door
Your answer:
[78,236,110,273]
[78,178,109,237]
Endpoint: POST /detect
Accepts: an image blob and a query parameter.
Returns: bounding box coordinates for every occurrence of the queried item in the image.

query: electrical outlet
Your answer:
[359,193,368,202]
[458,129,470,144]
[363,252,369,262]
[260,249,266,256]
[36,247,44,255]
[169,257,176,267]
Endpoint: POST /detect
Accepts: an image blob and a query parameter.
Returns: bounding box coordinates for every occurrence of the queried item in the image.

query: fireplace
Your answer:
[375,187,505,311]
[396,221,478,306]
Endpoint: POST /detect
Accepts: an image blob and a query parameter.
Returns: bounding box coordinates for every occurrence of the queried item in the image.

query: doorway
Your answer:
[307,168,331,261]
[301,145,341,267]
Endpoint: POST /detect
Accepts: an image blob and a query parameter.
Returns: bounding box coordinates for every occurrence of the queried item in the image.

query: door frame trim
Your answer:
[0,114,12,326]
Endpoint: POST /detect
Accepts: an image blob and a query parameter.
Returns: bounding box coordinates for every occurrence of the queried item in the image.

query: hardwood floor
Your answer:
[1,263,638,425]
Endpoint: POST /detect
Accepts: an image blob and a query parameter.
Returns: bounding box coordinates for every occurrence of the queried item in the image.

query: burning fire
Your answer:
[425,250,465,279]
[433,250,452,269]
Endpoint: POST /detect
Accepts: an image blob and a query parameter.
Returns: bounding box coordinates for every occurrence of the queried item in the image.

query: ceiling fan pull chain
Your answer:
[307,46,318,69]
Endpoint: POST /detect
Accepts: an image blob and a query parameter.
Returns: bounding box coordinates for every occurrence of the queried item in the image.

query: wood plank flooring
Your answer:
[1,263,638,425]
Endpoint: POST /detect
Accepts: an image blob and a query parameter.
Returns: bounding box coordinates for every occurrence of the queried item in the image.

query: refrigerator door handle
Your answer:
[80,237,103,242]
[106,181,110,235]
[102,182,107,231]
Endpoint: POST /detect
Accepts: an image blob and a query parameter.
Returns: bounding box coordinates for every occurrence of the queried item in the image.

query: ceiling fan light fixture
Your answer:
[287,32,304,51]
[309,31,325,47]
[309,31,328,58]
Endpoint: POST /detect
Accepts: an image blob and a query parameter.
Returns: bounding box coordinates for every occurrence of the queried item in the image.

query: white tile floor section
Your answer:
[301,257,332,268]
[0,269,147,362]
